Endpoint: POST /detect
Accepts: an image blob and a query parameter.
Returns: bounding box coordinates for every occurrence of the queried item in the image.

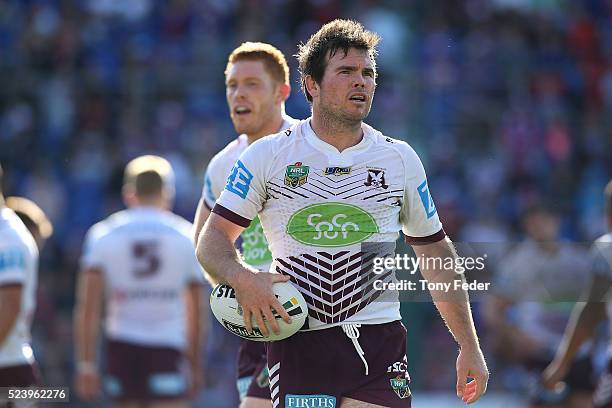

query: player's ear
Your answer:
[276,83,290,103]
[122,185,137,207]
[304,75,320,99]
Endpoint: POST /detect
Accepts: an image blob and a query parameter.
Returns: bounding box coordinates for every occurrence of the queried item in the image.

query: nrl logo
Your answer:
[390,375,411,399]
[364,168,388,189]
[284,162,309,188]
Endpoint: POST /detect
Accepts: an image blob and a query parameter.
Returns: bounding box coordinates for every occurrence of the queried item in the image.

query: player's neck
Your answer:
[310,110,363,153]
[246,111,285,145]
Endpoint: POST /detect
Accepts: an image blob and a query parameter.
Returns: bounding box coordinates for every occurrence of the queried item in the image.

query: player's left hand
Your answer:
[456,345,489,404]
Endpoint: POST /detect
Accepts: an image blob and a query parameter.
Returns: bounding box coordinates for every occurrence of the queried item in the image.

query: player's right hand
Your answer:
[233,271,292,337]
[542,359,569,390]
[76,369,101,401]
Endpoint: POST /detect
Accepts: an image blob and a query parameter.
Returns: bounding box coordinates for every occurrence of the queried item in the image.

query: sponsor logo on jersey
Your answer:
[240,217,272,266]
[0,249,25,273]
[285,129,292,137]
[284,162,309,188]
[285,395,337,407]
[212,284,236,299]
[222,319,264,339]
[364,167,388,189]
[390,375,411,399]
[417,180,437,219]
[286,203,378,247]
[323,166,352,176]
[226,160,253,199]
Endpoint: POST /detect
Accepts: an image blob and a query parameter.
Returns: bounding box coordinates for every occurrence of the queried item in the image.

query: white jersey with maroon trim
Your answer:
[201,116,297,269]
[81,207,203,349]
[0,207,38,367]
[214,119,445,330]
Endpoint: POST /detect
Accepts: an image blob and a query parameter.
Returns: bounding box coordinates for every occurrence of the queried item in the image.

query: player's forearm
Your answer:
[196,222,251,286]
[185,284,202,365]
[74,304,100,365]
[554,301,606,366]
[193,199,211,246]
[0,310,19,345]
[419,238,480,349]
[0,288,21,345]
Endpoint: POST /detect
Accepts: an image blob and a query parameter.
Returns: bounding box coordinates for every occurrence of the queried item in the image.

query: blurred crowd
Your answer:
[1,0,611,406]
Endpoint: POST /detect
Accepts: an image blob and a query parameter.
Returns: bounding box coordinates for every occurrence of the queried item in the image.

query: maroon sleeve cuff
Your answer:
[212,204,251,228]
[404,228,446,245]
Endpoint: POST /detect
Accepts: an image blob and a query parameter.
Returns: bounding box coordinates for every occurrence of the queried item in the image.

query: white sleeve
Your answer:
[213,139,271,228]
[0,244,27,286]
[80,226,107,271]
[399,145,445,244]
[201,156,223,210]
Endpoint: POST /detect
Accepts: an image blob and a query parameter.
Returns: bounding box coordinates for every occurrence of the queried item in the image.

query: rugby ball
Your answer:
[210,281,308,341]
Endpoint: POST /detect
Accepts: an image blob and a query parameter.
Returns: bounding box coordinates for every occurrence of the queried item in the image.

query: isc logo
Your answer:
[213,285,236,299]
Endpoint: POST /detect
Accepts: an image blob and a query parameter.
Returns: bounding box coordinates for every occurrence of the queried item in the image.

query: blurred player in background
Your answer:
[0,165,48,392]
[193,42,296,407]
[485,204,594,407]
[74,155,204,408]
[198,19,488,407]
[543,180,612,408]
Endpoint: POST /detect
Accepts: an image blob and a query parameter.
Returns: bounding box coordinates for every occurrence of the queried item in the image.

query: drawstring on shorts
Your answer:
[342,324,369,375]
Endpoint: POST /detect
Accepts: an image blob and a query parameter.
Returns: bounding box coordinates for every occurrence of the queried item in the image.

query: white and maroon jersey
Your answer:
[0,207,38,367]
[201,115,297,269]
[214,119,445,330]
[81,207,203,349]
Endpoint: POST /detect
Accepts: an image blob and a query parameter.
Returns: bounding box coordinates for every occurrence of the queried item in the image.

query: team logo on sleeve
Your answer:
[364,167,388,189]
[225,160,253,199]
[417,180,437,219]
[284,162,309,188]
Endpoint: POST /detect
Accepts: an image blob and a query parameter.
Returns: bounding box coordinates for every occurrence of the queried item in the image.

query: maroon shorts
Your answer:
[0,363,40,387]
[237,339,270,400]
[105,339,188,402]
[266,320,411,407]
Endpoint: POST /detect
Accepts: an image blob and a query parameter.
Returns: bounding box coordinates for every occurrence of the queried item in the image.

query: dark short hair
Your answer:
[123,155,174,199]
[226,42,289,85]
[296,19,380,102]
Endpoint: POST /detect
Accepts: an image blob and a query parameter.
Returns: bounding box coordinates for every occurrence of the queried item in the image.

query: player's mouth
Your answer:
[234,106,253,116]
[348,93,367,104]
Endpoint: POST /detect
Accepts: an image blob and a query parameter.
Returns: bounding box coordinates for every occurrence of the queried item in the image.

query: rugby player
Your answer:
[0,166,45,390]
[193,42,296,407]
[543,180,612,408]
[197,20,488,407]
[74,155,204,407]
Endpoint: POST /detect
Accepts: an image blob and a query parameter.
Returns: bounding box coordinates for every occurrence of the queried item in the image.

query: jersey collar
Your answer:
[302,118,374,156]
